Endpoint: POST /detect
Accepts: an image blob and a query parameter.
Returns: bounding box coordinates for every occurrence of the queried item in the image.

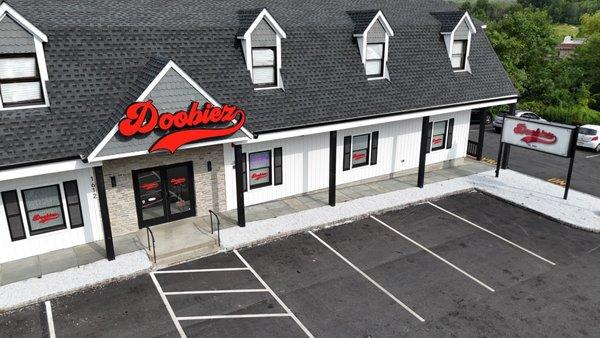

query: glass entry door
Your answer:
[133,162,196,228]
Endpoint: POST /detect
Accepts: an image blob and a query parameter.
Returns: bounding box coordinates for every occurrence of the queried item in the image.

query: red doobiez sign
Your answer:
[513,123,557,145]
[118,100,246,153]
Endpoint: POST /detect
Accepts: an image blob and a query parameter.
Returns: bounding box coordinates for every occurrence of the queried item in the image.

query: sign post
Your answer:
[496,116,578,199]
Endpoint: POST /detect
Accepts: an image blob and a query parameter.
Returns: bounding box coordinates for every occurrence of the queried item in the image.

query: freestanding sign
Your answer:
[496,116,578,199]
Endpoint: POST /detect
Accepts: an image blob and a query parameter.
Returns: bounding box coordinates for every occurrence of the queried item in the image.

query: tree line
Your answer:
[457,0,600,125]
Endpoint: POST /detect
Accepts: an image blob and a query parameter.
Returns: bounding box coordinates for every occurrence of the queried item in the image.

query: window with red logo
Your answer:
[352,134,370,167]
[21,184,66,235]
[249,150,272,189]
[431,120,447,151]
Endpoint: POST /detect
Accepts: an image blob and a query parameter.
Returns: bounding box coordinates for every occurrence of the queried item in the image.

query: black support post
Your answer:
[234,145,246,227]
[476,108,487,161]
[563,127,578,200]
[501,103,517,169]
[495,142,504,178]
[93,166,115,261]
[328,131,337,207]
[417,116,430,188]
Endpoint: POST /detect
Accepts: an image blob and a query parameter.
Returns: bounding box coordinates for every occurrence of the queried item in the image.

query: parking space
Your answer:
[3,190,600,336]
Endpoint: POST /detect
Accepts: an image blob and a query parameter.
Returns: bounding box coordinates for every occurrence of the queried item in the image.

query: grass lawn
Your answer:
[553,24,580,43]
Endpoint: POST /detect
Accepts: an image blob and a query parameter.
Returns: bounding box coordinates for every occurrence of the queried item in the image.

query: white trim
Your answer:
[354,10,395,37]
[254,86,280,91]
[240,9,287,40]
[34,38,50,106]
[0,103,47,111]
[242,96,518,144]
[0,159,100,182]
[367,77,386,81]
[0,3,48,42]
[370,215,495,292]
[427,202,557,266]
[87,60,252,162]
[308,231,425,322]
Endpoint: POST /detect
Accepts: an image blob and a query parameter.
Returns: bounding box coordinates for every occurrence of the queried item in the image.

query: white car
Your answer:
[577,125,600,152]
[492,110,546,133]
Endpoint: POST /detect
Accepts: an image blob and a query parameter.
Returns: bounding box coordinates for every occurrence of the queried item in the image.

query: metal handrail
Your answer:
[209,210,221,247]
[145,226,156,264]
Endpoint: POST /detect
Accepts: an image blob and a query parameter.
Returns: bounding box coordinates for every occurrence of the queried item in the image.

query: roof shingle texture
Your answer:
[0,0,516,168]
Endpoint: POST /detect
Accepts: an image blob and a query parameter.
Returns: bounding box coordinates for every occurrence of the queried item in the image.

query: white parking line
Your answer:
[163,289,269,296]
[308,231,426,322]
[150,273,187,338]
[427,202,557,266]
[177,313,291,321]
[153,268,249,274]
[370,215,495,292]
[234,250,315,338]
[44,301,56,338]
[586,154,600,159]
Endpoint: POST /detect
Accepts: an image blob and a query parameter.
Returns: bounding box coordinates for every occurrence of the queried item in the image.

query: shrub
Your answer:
[540,105,600,125]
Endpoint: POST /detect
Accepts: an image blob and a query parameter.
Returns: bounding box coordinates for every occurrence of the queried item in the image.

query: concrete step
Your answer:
[153,241,220,269]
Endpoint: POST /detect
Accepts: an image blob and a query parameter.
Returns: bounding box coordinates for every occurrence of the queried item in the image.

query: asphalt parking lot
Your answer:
[2,191,600,337]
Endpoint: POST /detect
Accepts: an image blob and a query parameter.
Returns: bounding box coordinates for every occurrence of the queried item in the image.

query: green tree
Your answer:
[580,11,600,35]
[573,34,600,109]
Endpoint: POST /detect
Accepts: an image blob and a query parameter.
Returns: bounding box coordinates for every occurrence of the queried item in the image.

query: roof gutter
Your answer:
[0,156,81,171]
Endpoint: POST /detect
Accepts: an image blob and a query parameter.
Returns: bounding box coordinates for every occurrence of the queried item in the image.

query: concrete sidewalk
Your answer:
[220,169,600,250]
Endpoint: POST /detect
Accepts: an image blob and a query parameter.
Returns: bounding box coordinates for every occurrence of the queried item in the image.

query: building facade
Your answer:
[0,1,517,265]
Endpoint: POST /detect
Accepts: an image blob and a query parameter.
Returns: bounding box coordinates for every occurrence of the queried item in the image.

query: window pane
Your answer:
[366,44,384,60]
[365,60,382,76]
[352,149,368,166]
[249,151,271,170]
[452,40,466,53]
[352,134,369,151]
[433,121,447,136]
[23,186,61,211]
[27,206,64,232]
[451,56,463,69]
[1,82,42,104]
[137,170,165,221]
[250,168,271,186]
[0,57,37,79]
[2,190,21,215]
[252,67,275,84]
[432,121,447,150]
[252,49,275,66]
[166,165,192,215]
[63,181,80,205]
[7,215,25,239]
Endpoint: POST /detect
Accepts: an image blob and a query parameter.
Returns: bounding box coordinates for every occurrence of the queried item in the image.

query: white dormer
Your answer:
[0,2,49,110]
[441,12,477,73]
[353,11,394,81]
[237,9,286,90]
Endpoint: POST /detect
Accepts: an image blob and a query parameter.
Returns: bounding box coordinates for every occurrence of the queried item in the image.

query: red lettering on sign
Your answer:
[32,212,59,224]
[352,153,366,160]
[170,177,186,186]
[513,123,557,145]
[432,138,442,145]
[140,182,160,191]
[118,100,246,154]
[251,172,268,181]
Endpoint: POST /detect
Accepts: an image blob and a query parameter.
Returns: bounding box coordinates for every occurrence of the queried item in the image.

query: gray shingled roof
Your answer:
[431,11,468,33]
[347,10,380,34]
[0,0,516,168]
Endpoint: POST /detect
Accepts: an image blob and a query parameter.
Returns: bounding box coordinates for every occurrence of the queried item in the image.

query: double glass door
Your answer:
[133,162,196,228]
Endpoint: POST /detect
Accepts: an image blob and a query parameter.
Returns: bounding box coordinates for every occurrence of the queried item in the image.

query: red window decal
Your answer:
[352,153,366,161]
[251,172,268,181]
[118,100,246,154]
[513,123,557,145]
[140,182,160,191]
[32,212,60,224]
[170,177,186,186]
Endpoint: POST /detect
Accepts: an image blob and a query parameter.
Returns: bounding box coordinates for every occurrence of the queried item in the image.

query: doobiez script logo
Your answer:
[118,100,246,153]
[513,123,557,145]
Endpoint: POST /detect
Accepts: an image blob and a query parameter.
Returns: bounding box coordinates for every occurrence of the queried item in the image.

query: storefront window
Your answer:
[21,185,66,235]
[249,150,272,189]
[431,121,448,151]
[352,134,370,167]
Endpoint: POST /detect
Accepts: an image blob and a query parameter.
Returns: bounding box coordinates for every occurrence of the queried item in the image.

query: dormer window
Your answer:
[366,43,384,77]
[238,9,286,90]
[252,47,276,85]
[349,10,394,81]
[431,11,477,73]
[451,40,468,70]
[0,3,49,110]
[0,54,43,106]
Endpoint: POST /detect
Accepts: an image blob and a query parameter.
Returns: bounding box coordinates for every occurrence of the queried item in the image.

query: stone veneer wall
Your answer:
[101,145,226,236]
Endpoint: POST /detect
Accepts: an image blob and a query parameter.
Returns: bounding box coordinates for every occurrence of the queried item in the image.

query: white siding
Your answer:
[225,110,471,209]
[0,168,103,263]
